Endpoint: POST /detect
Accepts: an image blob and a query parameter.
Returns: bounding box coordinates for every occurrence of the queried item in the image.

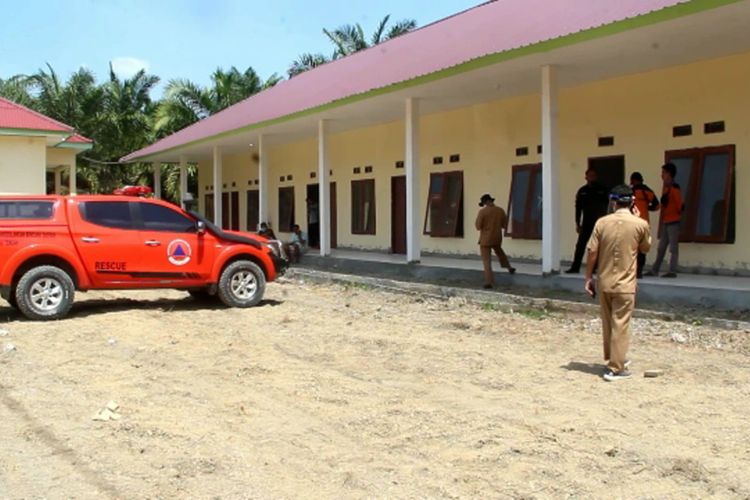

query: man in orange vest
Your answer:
[646,163,683,278]
[630,172,660,278]
[476,193,516,289]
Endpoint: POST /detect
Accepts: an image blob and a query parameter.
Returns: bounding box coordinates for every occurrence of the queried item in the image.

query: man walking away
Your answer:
[585,185,651,381]
[646,163,682,278]
[630,172,660,278]
[476,193,516,289]
[566,169,609,273]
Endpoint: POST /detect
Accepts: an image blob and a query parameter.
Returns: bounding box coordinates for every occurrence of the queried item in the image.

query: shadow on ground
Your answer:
[561,361,605,377]
[0,297,283,321]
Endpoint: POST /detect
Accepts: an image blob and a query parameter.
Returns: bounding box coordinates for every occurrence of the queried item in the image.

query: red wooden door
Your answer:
[330,182,337,249]
[220,192,239,230]
[391,176,406,254]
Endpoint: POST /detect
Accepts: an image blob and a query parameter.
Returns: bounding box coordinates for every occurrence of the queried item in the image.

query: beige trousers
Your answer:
[480,245,511,285]
[599,292,635,373]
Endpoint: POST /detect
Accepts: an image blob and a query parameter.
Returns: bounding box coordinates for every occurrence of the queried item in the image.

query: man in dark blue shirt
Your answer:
[566,169,609,274]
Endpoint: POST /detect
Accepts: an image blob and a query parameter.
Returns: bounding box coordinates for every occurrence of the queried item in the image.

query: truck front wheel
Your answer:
[217,260,266,308]
[15,266,75,321]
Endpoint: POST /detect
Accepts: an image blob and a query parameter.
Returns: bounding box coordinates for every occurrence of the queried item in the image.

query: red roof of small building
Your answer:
[0,96,92,144]
[123,0,695,161]
[0,96,74,133]
[65,133,93,144]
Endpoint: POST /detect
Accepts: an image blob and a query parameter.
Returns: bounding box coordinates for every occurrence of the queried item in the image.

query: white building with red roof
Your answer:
[125,0,749,275]
[0,97,92,195]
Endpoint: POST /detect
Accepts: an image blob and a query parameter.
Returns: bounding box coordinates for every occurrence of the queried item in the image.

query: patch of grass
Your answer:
[482,302,499,312]
[517,307,549,320]
[349,281,373,291]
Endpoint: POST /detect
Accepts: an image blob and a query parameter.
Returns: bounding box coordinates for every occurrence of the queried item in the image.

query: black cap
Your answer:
[609,184,634,203]
[479,194,495,207]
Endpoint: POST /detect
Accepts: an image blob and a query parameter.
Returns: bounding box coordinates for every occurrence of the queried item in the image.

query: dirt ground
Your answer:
[1,278,749,499]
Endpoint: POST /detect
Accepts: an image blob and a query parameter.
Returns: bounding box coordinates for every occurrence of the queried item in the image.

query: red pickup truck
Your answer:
[0,193,286,320]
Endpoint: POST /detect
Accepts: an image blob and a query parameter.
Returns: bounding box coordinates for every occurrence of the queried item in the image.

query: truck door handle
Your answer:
[145,240,161,247]
[81,237,100,243]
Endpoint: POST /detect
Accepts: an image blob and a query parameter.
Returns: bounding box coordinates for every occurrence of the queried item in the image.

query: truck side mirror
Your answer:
[196,220,206,235]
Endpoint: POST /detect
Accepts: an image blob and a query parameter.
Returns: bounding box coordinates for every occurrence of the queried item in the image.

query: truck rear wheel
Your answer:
[15,266,75,321]
[217,260,265,308]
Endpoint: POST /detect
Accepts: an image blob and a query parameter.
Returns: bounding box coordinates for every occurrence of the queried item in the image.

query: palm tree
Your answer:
[74,64,161,193]
[288,53,331,78]
[324,15,417,58]
[153,66,279,200]
[154,66,280,137]
[0,75,34,107]
[288,14,417,78]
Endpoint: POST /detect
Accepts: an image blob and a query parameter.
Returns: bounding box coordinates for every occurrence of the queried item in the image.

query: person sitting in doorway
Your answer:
[257,222,277,240]
[283,224,308,263]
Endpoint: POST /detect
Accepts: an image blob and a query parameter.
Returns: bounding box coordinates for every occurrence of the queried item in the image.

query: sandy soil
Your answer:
[0,278,749,499]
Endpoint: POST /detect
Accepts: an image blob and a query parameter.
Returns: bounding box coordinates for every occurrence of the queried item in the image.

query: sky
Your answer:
[1,0,479,96]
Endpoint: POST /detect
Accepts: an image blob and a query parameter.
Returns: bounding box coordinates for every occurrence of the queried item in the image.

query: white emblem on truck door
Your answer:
[167,239,192,266]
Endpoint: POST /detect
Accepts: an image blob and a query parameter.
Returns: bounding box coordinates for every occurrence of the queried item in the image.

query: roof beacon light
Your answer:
[114,185,153,197]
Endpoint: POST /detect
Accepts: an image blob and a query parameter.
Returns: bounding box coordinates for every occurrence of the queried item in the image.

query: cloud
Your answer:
[110,57,150,78]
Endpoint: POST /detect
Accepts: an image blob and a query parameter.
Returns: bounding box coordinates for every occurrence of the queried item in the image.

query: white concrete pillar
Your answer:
[179,155,188,207]
[541,65,561,274]
[213,146,223,228]
[318,120,331,256]
[69,163,77,196]
[54,167,62,195]
[405,97,421,263]
[153,162,162,199]
[258,135,269,229]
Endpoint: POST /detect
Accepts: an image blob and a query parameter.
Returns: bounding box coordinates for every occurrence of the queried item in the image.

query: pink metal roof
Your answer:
[64,133,93,144]
[0,97,92,144]
[124,0,688,161]
[0,96,75,134]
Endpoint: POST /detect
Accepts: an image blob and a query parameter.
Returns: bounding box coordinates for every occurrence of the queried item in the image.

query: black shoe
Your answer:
[565,268,579,274]
[508,267,516,275]
[483,284,493,290]
[661,272,677,278]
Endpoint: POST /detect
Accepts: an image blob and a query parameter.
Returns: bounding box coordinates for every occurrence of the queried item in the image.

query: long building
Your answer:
[124,0,750,275]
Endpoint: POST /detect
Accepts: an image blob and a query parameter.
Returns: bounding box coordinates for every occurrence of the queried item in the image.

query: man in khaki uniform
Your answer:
[585,185,651,381]
[476,193,516,289]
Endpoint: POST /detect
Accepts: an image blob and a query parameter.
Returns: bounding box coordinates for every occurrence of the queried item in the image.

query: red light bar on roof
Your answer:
[113,185,153,197]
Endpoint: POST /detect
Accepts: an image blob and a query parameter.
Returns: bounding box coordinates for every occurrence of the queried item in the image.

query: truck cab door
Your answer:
[69,200,143,286]
[134,201,216,285]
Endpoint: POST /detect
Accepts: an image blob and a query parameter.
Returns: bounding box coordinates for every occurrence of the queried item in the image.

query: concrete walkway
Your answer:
[300,249,750,312]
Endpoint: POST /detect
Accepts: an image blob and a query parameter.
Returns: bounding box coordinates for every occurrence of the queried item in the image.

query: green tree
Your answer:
[154,66,281,137]
[287,53,332,78]
[289,15,416,78]
[0,75,34,107]
[77,64,161,193]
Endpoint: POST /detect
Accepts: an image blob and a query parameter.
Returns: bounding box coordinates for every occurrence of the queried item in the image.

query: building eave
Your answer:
[122,0,741,163]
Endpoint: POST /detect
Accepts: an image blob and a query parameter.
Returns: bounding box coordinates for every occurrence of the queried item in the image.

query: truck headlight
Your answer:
[264,241,284,258]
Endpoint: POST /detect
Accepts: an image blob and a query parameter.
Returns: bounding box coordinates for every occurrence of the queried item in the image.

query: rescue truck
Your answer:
[0,187,286,320]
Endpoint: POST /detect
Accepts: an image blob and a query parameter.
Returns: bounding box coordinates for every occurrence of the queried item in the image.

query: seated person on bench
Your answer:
[283,224,307,263]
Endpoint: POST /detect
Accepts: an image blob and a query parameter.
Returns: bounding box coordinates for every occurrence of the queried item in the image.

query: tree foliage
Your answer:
[0,13,418,198]
[288,14,416,78]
